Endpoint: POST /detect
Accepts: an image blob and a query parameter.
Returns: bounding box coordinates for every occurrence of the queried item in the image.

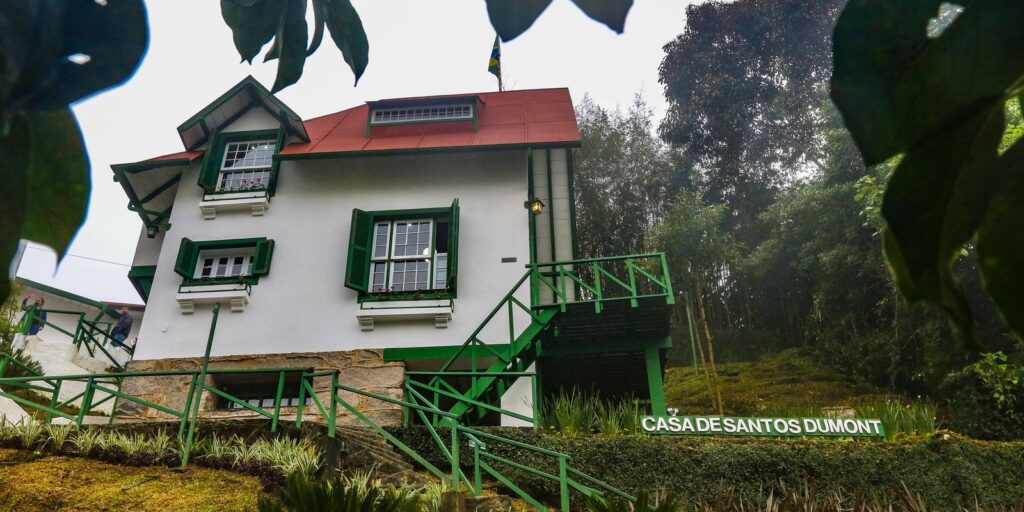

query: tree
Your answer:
[573,94,683,258]
[658,0,845,245]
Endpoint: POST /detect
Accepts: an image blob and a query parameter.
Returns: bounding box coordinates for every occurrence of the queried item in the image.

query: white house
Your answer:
[111,77,674,426]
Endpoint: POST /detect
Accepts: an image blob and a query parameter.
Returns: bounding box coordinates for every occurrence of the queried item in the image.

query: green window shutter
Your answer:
[252,239,275,276]
[447,198,460,291]
[266,129,285,197]
[174,238,199,278]
[198,131,225,192]
[345,209,374,292]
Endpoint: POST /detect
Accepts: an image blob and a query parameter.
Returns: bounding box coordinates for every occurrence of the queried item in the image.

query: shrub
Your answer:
[387,426,1024,509]
[944,352,1024,441]
[257,472,424,512]
[854,397,937,440]
[540,390,644,437]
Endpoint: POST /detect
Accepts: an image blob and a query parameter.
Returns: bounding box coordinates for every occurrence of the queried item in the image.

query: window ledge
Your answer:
[356,302,453,331]
[199,190,269,219]
[176,282,251,313]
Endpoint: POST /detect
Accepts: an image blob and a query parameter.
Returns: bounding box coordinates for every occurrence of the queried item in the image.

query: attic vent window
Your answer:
[371,104,473,125]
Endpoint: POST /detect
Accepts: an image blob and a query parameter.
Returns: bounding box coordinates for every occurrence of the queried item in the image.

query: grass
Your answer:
[0,448,262,511]
[664,349,886,415]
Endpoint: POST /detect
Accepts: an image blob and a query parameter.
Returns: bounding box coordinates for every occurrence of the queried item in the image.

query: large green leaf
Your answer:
[307,0,327,57]
[270,0,308,93]
[485,0,552,42]
[0,115,31,302]
[221,0,286,64]
[977,141,1024,338]
[0,0,147,110]
[324,0,369,85]
[0,109,89,301]
[832,0,1024,345]
[21,109,91,260]
[570,0,633,34]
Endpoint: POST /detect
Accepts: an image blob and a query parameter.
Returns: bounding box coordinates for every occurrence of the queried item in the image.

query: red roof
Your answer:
[145,150,204,162]
[281,88,579,156]
[128,88,579,163]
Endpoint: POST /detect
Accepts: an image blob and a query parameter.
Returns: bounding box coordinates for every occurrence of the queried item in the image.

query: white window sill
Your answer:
[176,283,251,313]
[356,301,453,331]
[199,190,269,219]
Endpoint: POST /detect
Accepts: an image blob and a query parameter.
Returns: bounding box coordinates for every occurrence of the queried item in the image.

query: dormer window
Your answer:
[197,129,283,219]
[370,104,473,125]
[219,140,275,192]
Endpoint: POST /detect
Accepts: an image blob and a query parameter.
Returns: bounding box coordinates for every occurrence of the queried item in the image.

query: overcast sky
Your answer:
[16,0,692,303]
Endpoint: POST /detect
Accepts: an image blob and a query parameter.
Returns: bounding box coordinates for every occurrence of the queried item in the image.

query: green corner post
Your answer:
[181,303,221,466]
[644,344,667,416]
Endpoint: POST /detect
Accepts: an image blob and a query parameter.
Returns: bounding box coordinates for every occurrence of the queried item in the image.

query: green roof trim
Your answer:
[15,277,123,318]
[176,75,308,150]
[383,344,511,362]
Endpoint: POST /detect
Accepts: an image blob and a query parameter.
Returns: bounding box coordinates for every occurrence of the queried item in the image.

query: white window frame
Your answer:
[389,219,433,261]
[370,104,474,125]
[195,248,256,280]
[368,218,448,294]
[216,139,276,192]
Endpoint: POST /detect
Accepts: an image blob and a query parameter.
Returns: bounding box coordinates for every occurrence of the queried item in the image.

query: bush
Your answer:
[944,352,1024,441]
[387,426,1024,509]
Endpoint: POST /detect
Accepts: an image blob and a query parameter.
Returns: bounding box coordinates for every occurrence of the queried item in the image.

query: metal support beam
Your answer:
[644,345,668,416]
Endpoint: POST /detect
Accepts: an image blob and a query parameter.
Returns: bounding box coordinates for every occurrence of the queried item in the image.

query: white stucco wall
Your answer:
[131,226,163,267]
[222,107,280,134]
[134,149,535,360]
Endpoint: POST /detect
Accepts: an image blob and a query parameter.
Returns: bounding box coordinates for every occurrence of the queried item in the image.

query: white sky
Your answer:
[16,0,692,304]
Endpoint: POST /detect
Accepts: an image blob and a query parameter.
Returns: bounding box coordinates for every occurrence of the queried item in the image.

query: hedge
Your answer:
[386,427,1024,510]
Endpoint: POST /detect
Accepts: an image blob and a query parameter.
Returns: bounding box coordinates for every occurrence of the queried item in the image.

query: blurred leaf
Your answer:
[978,141,1024,340]
[221,0,286,64]
[832,0,1024,344]
[485,0,552,42]
[570,0,633,34]
[270,0,307,93]
[263,37,280,63]
[0,0,147,110]
[307,0,326,57]
[324,0,369,85]
[0,115,31,301]
[21,109,90,262]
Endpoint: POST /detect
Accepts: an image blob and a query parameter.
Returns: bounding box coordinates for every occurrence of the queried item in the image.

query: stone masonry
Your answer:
[116,349,405,426]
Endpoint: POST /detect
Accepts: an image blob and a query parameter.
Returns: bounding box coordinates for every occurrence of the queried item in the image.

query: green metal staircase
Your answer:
[409,253,675,426]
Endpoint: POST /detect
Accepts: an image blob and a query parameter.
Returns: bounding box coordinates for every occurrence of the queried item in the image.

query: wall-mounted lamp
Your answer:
[527,198,545,216]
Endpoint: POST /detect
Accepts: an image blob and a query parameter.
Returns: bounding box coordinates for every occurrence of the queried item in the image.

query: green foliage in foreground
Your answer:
[257,472,429,512]
[538,389,644,437]
[832,1,1024,345]
[944,352,1024,441]
[389,426,1024,509]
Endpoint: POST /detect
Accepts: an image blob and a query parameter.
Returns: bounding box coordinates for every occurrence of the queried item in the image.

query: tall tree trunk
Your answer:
[695,279,725,415]
[686,291,717,412]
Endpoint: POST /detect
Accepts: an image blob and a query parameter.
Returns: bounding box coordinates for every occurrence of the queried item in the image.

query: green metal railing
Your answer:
[0,360,635,511]
[530,253,675,311]
[18,306,132,371]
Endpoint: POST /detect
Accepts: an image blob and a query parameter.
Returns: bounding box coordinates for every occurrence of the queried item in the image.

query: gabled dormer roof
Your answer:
[176,75,308,150]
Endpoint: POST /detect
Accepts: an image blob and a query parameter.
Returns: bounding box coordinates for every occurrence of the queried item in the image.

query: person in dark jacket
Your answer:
[20,295,46,335]
[110,306,133,349]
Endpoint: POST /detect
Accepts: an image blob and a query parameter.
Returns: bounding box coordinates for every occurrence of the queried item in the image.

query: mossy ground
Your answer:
[0,449,262,511]
[664,348,886,415]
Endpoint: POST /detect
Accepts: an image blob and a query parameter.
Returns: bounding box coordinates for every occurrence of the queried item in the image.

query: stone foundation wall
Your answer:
[116,349,405,426]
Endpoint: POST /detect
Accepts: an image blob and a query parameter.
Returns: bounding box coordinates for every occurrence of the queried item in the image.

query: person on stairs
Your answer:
[20,295,46,335]
[111,306,134,350]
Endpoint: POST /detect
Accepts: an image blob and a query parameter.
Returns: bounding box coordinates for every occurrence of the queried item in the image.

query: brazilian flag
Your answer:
[488,35,502,90]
